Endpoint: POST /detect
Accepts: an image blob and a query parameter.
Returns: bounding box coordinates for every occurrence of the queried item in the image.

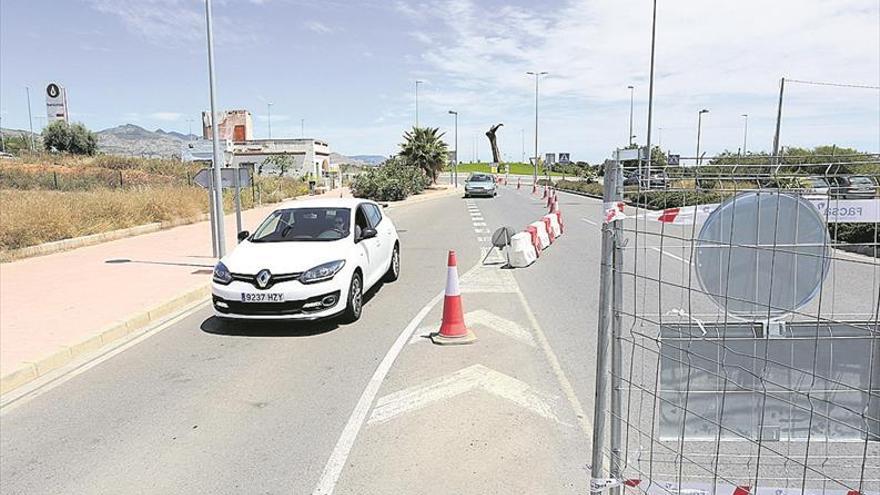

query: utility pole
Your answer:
[267,102,273,139]
[301,118,305,138]
[204,0,226,257]
[526,71,548,184]
[772,77,785,163]
[741,114,748,157]
[644,0,657,179]
[415,80,423,128]
[521,128,525,163]
[696,109,709,166]
[627,85,634,146]
[448,110,458,187]
[25,87,35,152]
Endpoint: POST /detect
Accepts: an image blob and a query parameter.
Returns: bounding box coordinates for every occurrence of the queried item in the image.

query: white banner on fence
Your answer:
[630,198,879,225]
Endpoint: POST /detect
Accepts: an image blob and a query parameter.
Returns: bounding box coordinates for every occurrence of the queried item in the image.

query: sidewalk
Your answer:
[0,185,457,393]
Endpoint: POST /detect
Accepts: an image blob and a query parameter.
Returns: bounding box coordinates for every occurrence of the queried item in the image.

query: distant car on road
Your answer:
[829,175,878,199]
[464,173,497,198]
[624,170,668,189]
[212,198,400,323]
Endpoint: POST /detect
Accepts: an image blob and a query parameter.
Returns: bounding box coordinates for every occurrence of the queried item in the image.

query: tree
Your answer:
[399,127,448,184]
[42,121,97,155]
[260,154,294,176]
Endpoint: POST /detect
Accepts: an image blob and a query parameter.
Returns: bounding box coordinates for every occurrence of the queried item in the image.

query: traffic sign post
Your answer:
[668,154,680,166]
[194,167,252,237]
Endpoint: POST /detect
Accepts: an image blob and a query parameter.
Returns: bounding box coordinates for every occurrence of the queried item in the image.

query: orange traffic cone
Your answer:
[549,199,557,213]
[542,186,548,199]
[431,251,476,345]
[556,209,564,234]
[546,193,553,208]
[542,216,555,244]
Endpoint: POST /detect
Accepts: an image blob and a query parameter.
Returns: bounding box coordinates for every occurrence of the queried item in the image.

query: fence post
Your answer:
[590,156,622,492]
[118,169,123,188]
[53,171,59,190]
[609,156,624,495]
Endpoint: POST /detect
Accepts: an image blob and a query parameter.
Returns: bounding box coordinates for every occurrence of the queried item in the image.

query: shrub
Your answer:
[626,190,728,209]
[351,159,430,201]
[553,179,604,197]
[42,121,98,155]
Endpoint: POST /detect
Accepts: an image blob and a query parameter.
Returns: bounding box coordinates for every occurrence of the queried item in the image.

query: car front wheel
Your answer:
[341,272,363,323]
[384,244,400,282]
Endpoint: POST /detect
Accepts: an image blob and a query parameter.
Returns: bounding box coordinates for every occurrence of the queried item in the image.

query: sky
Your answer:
[1,0,878,163]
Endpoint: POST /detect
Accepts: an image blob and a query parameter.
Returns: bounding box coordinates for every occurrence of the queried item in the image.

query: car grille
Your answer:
[230,272,302,289]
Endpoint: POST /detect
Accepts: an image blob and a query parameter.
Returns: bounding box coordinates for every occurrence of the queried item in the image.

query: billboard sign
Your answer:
[45,83,69,123]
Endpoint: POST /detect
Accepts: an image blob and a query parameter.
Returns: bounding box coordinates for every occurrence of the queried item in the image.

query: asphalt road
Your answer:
[2,184,876,494]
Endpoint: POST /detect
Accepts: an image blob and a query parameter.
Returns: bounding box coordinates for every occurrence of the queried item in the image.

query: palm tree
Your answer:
[399,127,448,184]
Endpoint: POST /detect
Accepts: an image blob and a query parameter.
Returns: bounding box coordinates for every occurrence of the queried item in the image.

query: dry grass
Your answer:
[0,152,309,251]
[0,187,207,250]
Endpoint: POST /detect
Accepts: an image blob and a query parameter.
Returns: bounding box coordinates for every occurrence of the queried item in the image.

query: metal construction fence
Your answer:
[589,154,879,495]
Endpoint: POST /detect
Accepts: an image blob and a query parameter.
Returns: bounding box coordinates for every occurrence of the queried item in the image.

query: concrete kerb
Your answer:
[0,284,210,396]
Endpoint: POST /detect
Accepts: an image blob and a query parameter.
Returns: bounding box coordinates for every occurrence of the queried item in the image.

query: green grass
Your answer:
[447,162,568,177]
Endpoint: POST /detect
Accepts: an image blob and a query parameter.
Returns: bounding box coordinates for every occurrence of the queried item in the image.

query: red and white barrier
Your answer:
[529,221,551,250]
[543,213,562,238]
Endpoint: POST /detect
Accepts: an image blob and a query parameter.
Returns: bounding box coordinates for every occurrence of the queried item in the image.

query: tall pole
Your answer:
[521,128,525,163]
[267,102,273,139]
[645,0,657,179]
[25,87,35,152]
[772,77,785,163]
[741,114,748,157]
[448,110,458,187]
[627,85,634,146]
[204,0,226,258]
[415,80,423,128]
[301,118,305,137]
[696,109,708,166]
[527,71,547,184]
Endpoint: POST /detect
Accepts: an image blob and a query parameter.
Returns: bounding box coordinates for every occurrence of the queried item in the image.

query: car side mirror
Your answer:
[237,230,250,242]
[360,227,377,241]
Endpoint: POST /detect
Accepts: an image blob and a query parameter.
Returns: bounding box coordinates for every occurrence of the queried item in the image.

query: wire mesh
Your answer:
[592,154,880,495]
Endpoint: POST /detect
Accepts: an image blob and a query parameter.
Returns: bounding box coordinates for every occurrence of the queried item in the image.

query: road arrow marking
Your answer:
[367,364,565,426]
[466,309,535,346]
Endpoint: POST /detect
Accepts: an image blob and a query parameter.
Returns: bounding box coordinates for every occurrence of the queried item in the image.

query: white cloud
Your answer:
[304,20,334,34]
[399,0,880,160]
[86,0,259,48]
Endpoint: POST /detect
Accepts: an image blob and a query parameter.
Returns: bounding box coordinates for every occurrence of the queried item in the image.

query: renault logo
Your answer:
[255,269,272,289]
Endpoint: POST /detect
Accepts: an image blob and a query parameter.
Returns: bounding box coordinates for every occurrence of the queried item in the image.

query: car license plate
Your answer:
[240,293,283,303]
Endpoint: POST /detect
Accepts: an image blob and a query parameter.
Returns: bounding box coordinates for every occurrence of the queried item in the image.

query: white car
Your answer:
[211,198,400,322]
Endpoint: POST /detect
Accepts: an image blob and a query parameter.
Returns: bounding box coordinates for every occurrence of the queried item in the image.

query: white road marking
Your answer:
[367,364,565,426]
[474,228,490,234]
[312,261,485,495]
[581,217,598,226]
[477,237,490,242]
[650,246,693,265]
[512,276,594,439]
[465,309,535,346]
[472,222,487,227]
[1,298,209,413]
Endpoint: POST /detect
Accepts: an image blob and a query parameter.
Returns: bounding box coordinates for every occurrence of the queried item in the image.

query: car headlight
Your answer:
[213,261,233,285]
[300,260,346,284]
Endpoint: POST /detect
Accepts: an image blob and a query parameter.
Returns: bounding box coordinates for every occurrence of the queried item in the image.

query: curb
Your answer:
[0,284,210,396]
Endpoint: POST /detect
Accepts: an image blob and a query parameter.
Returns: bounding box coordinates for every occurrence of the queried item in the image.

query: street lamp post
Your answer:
[25,87,35,152]
[740,113,748,157]
[267,102,273,139]
[526,71,548,184]
[448,110,458,188]
[204,0,226,257]
[415,80,423,128]
[696,109,709,166]
[627,85,634,146]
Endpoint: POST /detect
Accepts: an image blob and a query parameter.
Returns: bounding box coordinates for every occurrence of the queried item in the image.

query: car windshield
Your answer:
[250,207,351,242]
[468,174,493,182]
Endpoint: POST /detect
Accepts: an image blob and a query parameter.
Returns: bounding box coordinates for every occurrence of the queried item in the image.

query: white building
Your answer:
[230,138,332,179]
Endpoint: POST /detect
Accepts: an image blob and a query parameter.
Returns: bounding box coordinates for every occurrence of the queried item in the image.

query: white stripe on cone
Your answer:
[445,266,460,296]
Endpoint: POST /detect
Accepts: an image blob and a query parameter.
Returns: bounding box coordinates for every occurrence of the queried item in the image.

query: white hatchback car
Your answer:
[212,198,400,322]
